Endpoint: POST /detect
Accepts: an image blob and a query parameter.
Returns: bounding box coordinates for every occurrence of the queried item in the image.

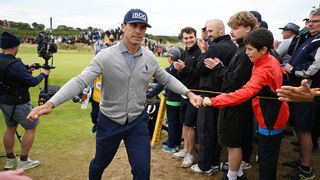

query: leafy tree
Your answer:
[57,25,68,30]
[10,21,32,30]
[76,28,84,31]
[87,26,93,31]
[0,19,179,44]
[67,26,74,31]
[32,22,45,31]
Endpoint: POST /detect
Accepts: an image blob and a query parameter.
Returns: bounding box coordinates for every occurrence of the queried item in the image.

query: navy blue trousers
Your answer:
[89,111,150,180]
[257,132,282,180]
[166,105,182,148]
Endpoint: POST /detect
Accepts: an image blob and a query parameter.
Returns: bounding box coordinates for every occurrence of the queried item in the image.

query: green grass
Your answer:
[0,44,169,179]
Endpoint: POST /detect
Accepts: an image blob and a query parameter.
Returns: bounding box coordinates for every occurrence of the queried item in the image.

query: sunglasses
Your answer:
[306,20,320,24]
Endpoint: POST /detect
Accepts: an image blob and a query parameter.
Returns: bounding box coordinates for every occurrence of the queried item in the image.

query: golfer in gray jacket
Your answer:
[27,8,202,180]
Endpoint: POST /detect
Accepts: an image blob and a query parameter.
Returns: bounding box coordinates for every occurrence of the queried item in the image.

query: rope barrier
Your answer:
[189,89,279,100]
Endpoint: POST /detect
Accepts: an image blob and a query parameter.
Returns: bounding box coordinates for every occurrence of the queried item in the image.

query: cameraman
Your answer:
[0,32,49,170]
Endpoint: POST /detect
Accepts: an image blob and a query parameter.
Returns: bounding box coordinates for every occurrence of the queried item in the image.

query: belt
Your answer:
[166,100,181,106]
[258,127,284,136]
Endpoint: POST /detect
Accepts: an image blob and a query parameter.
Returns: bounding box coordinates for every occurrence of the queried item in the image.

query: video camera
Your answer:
[36,21,60,105]
[37,32,57,60]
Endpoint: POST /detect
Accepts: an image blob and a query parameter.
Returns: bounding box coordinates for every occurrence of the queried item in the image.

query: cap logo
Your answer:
[132,12,147,22]
[124,9,151,28]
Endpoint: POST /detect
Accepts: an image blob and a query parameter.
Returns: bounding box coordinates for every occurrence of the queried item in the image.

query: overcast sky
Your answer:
[1,0,319,40]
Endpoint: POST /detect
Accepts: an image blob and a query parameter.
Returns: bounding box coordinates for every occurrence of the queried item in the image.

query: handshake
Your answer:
[187,92,212,108]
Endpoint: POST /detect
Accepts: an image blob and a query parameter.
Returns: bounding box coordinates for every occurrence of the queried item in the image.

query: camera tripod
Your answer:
[38,56,60,105]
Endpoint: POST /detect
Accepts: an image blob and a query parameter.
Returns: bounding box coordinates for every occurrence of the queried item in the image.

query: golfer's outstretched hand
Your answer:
[202,97,212,106]
[186,91,202,108]
[27,102,55,121]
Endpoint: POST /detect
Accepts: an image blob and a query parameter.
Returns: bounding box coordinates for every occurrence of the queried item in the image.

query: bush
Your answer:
[58,43,93,52]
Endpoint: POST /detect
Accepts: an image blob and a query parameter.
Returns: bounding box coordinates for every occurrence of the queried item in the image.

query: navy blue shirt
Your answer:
[0,53,46,94]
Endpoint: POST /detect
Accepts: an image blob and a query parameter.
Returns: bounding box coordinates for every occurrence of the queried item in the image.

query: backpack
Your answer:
[0,58,30,104]
[0,58,19,83]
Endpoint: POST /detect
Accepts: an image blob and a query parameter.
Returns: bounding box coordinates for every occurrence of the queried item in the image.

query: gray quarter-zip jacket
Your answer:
[48,40,189,125]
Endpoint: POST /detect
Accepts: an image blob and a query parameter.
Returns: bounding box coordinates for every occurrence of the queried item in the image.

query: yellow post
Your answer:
[150,94,167,147]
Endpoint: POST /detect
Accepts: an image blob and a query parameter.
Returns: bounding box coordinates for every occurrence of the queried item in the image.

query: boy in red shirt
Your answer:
[203,28,289,180]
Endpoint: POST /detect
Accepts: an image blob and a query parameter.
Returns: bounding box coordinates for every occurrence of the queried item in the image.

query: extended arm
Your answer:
[276,79,320,102]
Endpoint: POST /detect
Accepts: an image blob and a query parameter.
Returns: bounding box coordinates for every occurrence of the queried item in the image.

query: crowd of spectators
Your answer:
[21,27,123,47]
[20,27,171,57]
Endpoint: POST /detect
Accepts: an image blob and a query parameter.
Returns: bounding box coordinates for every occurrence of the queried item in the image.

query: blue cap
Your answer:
[279,22,300,34]
[123,9,151,28]
[0,32,20,49]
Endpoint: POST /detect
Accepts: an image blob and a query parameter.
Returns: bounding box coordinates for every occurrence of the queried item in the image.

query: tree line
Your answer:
[0,19,180,43]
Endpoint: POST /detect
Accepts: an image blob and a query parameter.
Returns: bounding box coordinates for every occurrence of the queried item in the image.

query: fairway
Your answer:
[0,44,172,179]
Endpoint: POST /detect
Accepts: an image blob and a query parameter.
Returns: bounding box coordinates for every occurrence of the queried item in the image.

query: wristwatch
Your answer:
[314,93,320,103]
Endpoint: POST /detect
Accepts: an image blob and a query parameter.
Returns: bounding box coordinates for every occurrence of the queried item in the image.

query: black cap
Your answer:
[260,21,269,29]
[250,10,262,22]
[0,32,20,49]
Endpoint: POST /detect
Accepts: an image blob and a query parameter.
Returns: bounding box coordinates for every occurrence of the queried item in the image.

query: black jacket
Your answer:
[216,40,253,93]
[197,35,237,92]
[177,44,201,89]
[216,39,254,126]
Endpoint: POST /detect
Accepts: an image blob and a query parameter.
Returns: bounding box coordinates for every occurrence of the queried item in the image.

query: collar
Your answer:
[253,53,269,65]
[119,40,143,57]
[214,34,232,43]
[0,53,16,59]
[236,39,244,47]
[185,43,199,53]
